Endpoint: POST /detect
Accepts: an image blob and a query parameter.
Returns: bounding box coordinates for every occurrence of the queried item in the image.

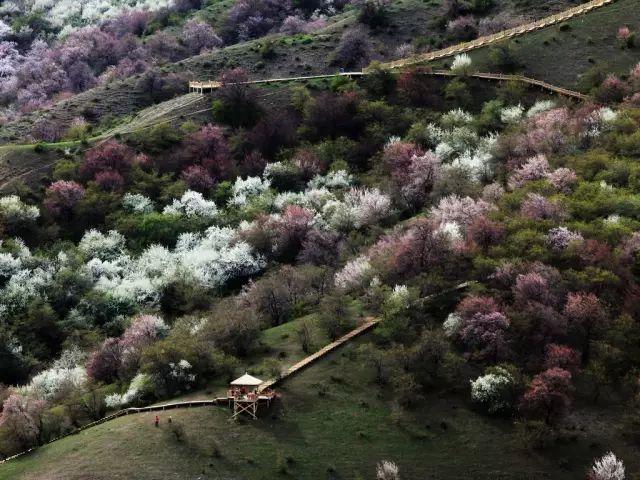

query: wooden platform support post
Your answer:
[232,398,258,420]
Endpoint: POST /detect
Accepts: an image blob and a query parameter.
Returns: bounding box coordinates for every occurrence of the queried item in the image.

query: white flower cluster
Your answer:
[24,0,175,30]
[0,195,40,222]
[79,230,126,261]
[89,226,265,305]
[584,107,618,138]
[163,191,218,219]
[500,104,524,124]
[590,452,625,480]
[388,284,410,308]
[122,193,154,214]
[451,53,472,72]
[308,170,353,189]
[168,359,196,384]
[24,365,87,400]
[441,109,474,129]
[322,187,392,230]
[442,313,462,337]
[430,111,498,182]
[334,255,371,290]
[470,367,514,413]
[229,176,271,207]
[526,100,556,118]
[0,251,22,280]
[105,373,150,408]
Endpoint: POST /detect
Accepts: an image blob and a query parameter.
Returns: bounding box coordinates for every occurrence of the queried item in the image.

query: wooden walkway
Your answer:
[430,70,589,101]
[258,317,379,392]
[189,72,365,92]
[381,0,615,69]
[189,69,588,102]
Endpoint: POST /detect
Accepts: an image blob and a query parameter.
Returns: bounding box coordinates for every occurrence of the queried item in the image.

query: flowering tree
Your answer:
[86,338,123,383]
[397,152,441,207]
[271,205,316,258]
[521,367,573,424]
[183,124,231,179]
[95,170,125,191]
[334,255,372,290]
[298,228,343,266]
[470,366,515,413]
[163,191,218,219]
[81,139,135,180]
[547,227,583,251]
[181,165,215,192]
[544,344,580,373]
[589,452,625,480]
[467,216,505,251]
[520,193,564,221]
[451,53,472,74]
[459,311,510,361]
[0,394,45,450]
[43,180,85,218]
[447,15,478,41]
[547,167,577,193]
[0,196,39,229]
[225,0,292,41]
[563,292,607,363]
[431,195,496,230]
[369,219,451,281]
[376,460,400,480]
[332,27,372,68]
[514,272,551,305]
[182,19,222,55]
[120,314,168,377]
[507,154,549,190]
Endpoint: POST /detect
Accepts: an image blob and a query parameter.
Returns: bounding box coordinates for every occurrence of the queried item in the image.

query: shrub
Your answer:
[213,69,262,128]
[450,54,473,74]
[357,0,391,29]
[332,27,372,69]
[470,366,516,414]
[44,181,85,218]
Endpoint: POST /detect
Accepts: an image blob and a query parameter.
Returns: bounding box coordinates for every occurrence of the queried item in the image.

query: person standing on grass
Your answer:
[155,415,159,427]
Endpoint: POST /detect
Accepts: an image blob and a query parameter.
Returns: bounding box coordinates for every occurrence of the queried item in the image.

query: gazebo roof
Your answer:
[230,373,263,386]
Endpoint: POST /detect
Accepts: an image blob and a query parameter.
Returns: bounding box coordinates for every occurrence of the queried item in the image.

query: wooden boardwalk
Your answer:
[430,71,589,101]
[258,317,379,392]
[189,69,588,102]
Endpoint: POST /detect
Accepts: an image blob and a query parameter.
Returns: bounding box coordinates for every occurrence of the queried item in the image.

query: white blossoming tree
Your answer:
[163,190,218,219]
[470,366,515,413]
[590,452,625,480]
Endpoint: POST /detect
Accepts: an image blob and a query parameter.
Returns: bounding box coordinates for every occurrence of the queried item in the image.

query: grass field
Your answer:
[432,0,640,91]
[2,333,638,480]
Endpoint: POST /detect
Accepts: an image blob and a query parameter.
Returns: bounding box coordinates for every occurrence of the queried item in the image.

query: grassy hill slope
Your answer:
[435,0,640,91]
[0,0,589,145]
[2,335,638,480]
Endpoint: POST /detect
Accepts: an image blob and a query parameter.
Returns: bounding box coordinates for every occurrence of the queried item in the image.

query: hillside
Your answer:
[0,0,600,145]
[1,1,640,479]
[432,0,640,91]
[3,336,638,480]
